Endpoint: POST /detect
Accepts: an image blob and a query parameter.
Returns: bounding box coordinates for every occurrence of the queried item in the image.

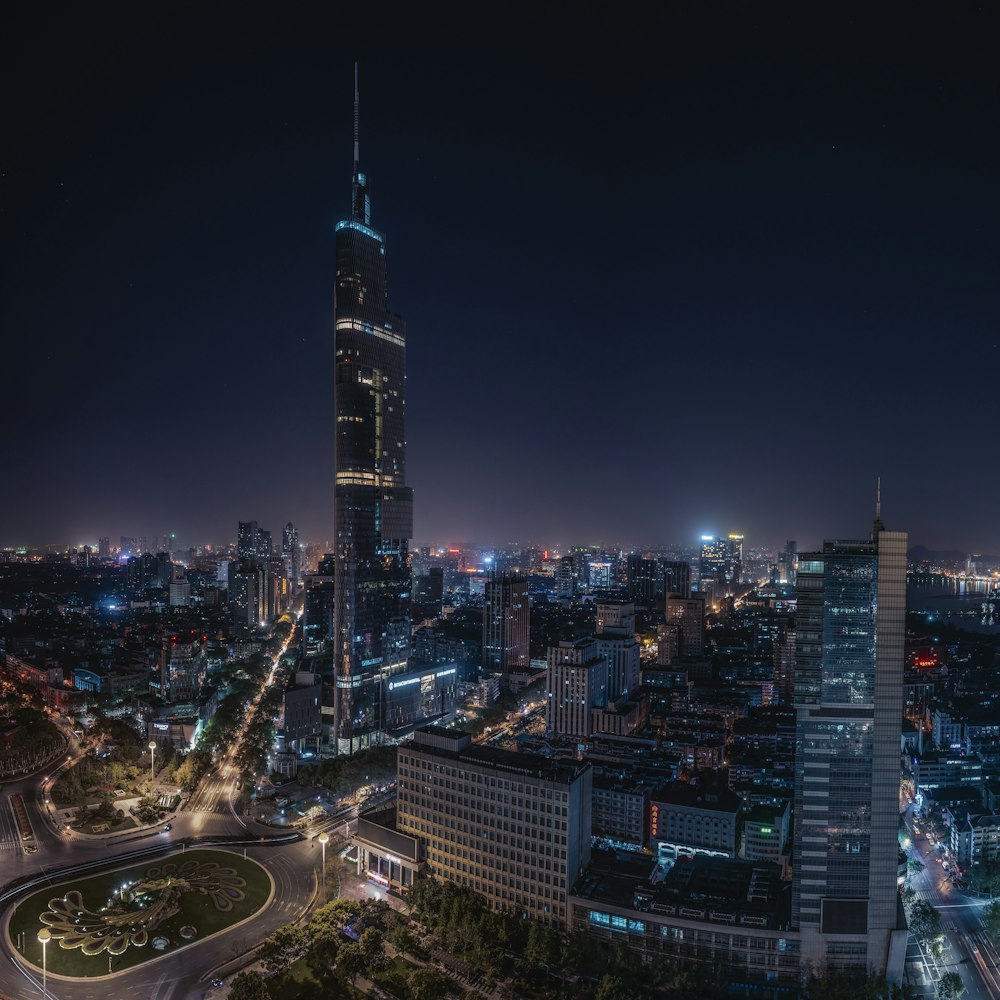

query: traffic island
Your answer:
[8,849,272,979]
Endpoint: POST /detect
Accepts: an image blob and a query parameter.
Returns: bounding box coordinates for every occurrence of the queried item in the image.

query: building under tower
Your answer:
[332,69,415,754]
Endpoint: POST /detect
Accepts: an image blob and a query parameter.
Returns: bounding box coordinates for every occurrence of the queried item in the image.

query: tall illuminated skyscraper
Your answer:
[333,68,413,754]
[791,502,906,974]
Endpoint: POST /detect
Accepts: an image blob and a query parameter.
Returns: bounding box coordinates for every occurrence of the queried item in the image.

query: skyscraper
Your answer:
[791,508,906,974]
[282,521,300,588]
[661,559,691,599]
[482,574,530,682]
[237,520,258,561]
[333,69,413,754]
[594,601,640,701]
[626,555,657,605]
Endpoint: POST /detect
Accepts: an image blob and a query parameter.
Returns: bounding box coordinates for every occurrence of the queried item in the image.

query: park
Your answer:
[8,849,272,979]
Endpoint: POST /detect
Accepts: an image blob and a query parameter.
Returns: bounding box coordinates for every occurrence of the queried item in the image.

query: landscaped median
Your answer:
[8,849,273,979]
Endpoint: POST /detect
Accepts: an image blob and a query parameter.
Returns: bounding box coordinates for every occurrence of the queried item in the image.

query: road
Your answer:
[903,804,1000,1000]
[0,616,324,999]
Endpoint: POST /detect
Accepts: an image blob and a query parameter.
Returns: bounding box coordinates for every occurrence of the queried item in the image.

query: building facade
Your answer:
[482,574,530,682]
[650,782,742,859]
[333,76,414,754]
[546,638,608,739]
[395,726,592,928]
[665,595,705,657]
[595,601,640,701]
[792,520,907,974]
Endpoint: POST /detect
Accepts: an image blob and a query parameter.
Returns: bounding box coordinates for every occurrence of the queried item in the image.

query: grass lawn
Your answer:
[372,954,419,998]
[9,849,271,978]
[74,815,138,836]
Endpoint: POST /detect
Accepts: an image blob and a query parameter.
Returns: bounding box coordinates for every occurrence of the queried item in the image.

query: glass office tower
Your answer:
[792,518,906,975]
[333,76,413,754]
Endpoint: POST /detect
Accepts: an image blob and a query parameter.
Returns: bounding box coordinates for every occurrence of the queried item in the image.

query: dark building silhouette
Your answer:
[333,70,414,753]
[660,559,691,599]
[627,556,658,606]
[482,574,530,682]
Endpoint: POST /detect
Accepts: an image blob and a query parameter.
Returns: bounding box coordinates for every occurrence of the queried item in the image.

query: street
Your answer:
[903,803,1000,1000]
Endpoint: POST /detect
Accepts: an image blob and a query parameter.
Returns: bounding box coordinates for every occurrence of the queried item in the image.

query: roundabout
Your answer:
[7,849,273,979]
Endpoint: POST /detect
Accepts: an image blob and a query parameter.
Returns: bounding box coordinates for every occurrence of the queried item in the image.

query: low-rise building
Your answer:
[950,813,1000,867]
[741,801,791,874]
[570,850,798,997]
[650,782,742,859]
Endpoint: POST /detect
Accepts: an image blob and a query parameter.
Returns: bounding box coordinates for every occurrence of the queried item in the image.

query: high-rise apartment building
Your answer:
[661,559,691,599]
[699,535,743,593]
[626,555,658,605]
[555,556,576,599]
[395,726,592,928]
[159,632,205,703]
[594,601,640,701]
[779,539,798,585]
[665,594,705,657]
[791,513,906,974]
[282,521,300,587]
[483,574,530,681]
[333,72,413,753]
[546,638,607,738]
[237,520,258,561]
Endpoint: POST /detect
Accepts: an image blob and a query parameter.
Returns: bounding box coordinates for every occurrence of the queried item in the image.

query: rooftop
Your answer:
[411,725,589,784]
[572,849,788,930]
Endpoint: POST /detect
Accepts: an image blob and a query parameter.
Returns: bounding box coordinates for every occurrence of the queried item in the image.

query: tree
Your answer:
[258,923,305,976]
[909,900,942,944]
[907,858,925,875]
[227,971,270,1000]
[306,921,340,977]
[337,941,365,988]
[358,926,387,975]
[407,967,452,1000]
[938,972,966,1000]
[982,900,1000,948]
[806,968,915,1000]
[595,975,630,1000]
[388,922,420,956]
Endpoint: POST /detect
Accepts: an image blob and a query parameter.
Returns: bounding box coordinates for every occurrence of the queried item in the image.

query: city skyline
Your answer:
[4,7,999,552]
[4,6,1000,997]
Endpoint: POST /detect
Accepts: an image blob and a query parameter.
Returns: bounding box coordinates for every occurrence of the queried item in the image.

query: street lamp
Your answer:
[38,928,50,996]
[148,740,157,789]
[318,832,329,903]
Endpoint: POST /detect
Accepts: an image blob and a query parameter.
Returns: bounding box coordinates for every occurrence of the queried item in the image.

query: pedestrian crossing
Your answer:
[0,798,23,851]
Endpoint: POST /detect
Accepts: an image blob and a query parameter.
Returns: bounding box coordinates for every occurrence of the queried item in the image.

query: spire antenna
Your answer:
[353,62,360,171]
[871,475,885,538]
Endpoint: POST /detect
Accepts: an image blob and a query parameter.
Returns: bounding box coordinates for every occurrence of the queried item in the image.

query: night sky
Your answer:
[4,5,999,553]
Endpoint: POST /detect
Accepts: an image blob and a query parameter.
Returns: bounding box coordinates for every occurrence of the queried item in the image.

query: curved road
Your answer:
[0,619,323,998]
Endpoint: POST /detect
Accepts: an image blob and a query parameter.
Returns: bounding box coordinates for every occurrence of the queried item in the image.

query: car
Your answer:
[163,823,172,832]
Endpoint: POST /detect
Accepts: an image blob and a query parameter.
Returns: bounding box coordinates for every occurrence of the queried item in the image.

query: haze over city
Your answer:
[4,5,999,552]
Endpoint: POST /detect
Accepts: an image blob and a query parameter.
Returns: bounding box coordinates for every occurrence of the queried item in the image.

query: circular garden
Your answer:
[9,849,272,978]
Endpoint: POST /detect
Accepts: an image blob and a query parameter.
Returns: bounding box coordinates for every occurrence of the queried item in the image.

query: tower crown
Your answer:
[351,63,371,225]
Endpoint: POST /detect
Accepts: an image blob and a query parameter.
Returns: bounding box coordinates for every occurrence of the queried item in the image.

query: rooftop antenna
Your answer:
[872,475,885,537]
[353,62,360,172]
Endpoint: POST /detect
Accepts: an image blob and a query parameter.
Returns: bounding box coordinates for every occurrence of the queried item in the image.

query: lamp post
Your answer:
[148,740,157,790]
[318,832,329,903]
[38,928,50,996]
